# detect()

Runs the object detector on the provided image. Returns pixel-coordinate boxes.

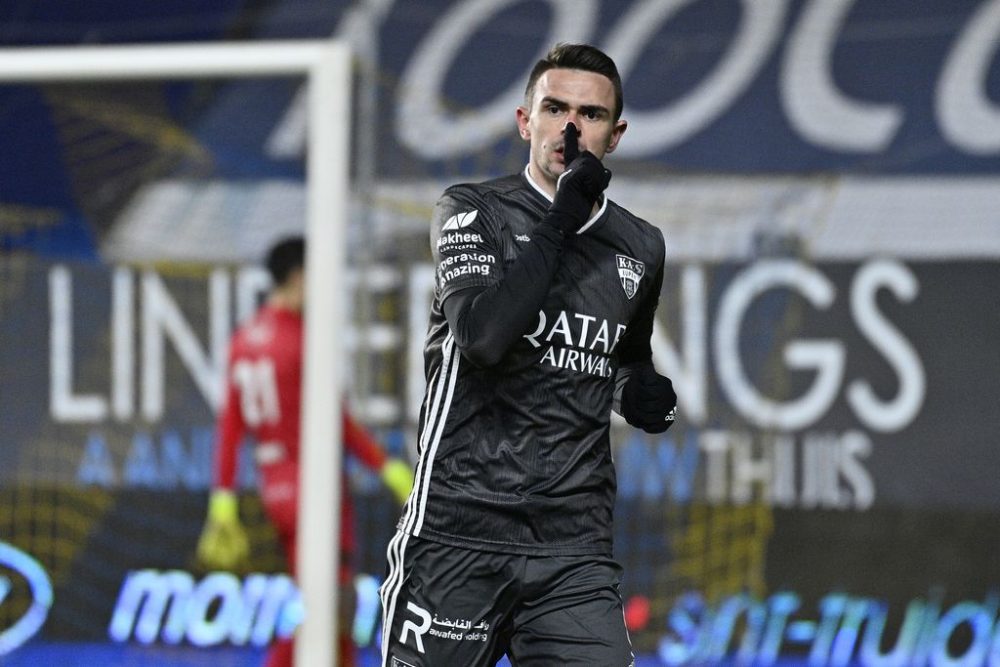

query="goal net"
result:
[0,41,353,666]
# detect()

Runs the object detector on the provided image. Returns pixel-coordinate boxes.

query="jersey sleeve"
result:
[342,407,387,470]
[433,185,569,368]
[214,347,245,490]
[431,188,504,302]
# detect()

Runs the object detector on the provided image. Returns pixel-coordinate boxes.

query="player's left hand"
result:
[381,458,414,505]
[621,365,678,434]
[197,490,250,570]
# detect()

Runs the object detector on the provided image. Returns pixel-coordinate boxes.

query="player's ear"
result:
[605,119,627,154]
[516,106,531,142]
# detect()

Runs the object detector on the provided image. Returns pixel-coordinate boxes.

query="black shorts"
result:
[379,532,634,667]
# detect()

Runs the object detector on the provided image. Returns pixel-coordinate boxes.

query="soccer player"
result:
[379,43,677,666]
[197,236,414,667]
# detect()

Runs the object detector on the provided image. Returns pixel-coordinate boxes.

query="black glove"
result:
[563,119,580,164]
[542,122,611,234]
[621,364,677,434]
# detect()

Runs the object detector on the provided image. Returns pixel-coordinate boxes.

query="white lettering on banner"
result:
[700,429,875,510]
[396,0,597,158]
[385,0,1000,158]
[648,259,924,431]
[604,0,787,157]
[48,266,276,425]
[112,267,134,420]
[847,260,923,432]
[46,259,923,436]
[76,428,257,490]
[781,0,903,151]
[715,260,844,431]
[50,266,108,422]
[0,542,53,656]
[141,270,228,420]
[259,0,1000,158]
[937,0,1000,153]
[46,262,409,426]
[108,570,300,647]
[400,259,924,430]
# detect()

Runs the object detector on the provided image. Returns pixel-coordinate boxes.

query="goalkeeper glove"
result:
[196,489,250,570]
[621,364,678,434]
[381,458,414,506]
[543,122,612,235]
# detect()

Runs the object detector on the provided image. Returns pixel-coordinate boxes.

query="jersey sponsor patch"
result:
[436,230,484,251]
[616,254,645,299]
[441,209,478,231]
[438,251,495,285]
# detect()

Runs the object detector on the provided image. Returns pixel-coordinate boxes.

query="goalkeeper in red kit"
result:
[197,236,414,667]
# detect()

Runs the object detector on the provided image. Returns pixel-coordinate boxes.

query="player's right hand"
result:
[196,489,250,570]
[546,123,612,234]
[381,458,415,506]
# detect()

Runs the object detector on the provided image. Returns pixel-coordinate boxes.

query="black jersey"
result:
[399,167,666,556]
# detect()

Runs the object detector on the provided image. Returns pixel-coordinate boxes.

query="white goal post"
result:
[0,41,351,666]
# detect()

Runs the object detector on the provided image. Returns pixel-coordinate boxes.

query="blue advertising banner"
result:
[2,254,998,664]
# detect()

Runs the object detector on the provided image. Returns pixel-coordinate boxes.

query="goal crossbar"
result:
[0,40,350,667]
[0,41,338,80]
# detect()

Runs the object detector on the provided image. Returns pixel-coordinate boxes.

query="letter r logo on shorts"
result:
[400,601,432,653]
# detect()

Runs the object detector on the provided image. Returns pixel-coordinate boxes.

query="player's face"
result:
[516,68,627,195]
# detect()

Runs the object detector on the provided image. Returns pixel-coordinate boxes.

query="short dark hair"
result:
[524,43,624,121]
[265,236,305,286]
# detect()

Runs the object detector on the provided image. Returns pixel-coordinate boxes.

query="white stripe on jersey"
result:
[414,334,461,535]
[379,529,410,665]
[379,333,461,665]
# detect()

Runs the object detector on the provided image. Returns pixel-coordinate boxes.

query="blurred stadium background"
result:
[2,1,999,665]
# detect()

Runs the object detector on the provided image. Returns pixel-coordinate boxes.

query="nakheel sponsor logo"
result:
[441,210,478,231]
[437,231,484,250]
[0,542,53,656]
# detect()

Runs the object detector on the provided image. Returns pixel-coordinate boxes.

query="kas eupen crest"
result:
[616,254,645,300]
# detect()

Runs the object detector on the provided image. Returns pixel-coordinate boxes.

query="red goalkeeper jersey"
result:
[213,303,387,491]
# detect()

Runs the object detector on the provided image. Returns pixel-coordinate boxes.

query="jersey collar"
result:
[523,165,607,235]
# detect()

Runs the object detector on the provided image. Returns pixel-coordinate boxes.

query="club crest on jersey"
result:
[616,254,645,300]
[441,209,478,231]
